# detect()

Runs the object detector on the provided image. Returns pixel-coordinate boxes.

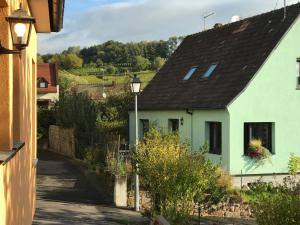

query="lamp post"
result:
[0,5,35,55]
[130,74,141,211]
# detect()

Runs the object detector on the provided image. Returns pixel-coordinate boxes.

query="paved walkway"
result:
[33,151,148,225]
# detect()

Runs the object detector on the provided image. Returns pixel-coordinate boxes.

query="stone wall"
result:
[49,125,75,158]
[199,202,253,218]
[127,191,152,209]
[127,191,253,219]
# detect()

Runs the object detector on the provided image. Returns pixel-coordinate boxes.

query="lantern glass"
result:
[9,21,32,49]
[131,75,141,93]
[131,82,141,93]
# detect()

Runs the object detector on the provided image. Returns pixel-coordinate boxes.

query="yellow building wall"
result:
[0,1,37,225]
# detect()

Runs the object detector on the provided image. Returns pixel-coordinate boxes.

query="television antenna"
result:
[203,12,215,30]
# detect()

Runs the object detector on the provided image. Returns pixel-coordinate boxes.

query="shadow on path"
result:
[33,150,147,225]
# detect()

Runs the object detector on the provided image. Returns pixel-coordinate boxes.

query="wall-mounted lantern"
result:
[180,117,184,126]
[0,5,35,55]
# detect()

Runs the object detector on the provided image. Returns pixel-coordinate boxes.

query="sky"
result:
[37,0,300,54]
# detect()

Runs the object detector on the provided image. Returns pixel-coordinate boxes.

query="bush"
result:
[136,129,227,225]
[37,107,56,140]
[106,64,117,74]
[250,176,300,225]
[83,146,106,170]
[253,193,300,225]
[55,92,97,159]
[288,153,300,176]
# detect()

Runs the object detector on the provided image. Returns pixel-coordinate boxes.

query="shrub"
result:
[55,92,97,159]
[83,146,106,170]
[288,153,300,176]
[106,64,117,74]
[253,193,300,225]
[136,129,227,225]
[37,107,56,140]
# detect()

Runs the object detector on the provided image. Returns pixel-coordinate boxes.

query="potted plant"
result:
[247,139,271,162]
[106,157,129,207]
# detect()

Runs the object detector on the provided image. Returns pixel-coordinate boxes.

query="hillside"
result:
[59,69,156,97]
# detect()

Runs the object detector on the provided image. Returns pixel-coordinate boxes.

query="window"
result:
[183,66,198,80]
[37,78,48,88]
[244,123,273,155]
[140,119,149,138]
[168,119,179,132]
[202,63,218,78]
[207,122,222,155]
[39,82,46,88]
[297,58,300,88]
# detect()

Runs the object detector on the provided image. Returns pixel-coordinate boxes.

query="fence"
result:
[49,125,75,158]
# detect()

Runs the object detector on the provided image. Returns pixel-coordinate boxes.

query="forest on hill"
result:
[38,36,184,74]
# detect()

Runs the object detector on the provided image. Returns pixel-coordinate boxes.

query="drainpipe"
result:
[186,109,193,150]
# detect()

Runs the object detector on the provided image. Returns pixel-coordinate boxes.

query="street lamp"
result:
[0,5,35,55]
[130,74,141,211]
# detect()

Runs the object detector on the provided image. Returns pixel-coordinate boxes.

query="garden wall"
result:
[49,125,75,158]
[127,191,254,219]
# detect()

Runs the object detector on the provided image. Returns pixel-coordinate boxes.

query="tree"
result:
[60,53,83,69]
[37,54,44,64]
[62,46,81,56]
[131,55,150,71]
[106,64,117,74]
[152,57,166,71]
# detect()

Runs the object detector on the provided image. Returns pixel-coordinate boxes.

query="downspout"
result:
[186,109,193,150]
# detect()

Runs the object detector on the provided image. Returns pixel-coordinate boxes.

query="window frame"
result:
[140,119,150,138]
[168,119,179,133]
[202,63,218,78]
[207,122,222,155]
[39,81,47,88]
[244,122,274,155]
[183,66,198,81]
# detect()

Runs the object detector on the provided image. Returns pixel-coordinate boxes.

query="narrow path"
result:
[33,151,147,225]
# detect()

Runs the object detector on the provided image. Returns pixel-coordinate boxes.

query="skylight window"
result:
[183,66,198,80]
[202,63,218,78]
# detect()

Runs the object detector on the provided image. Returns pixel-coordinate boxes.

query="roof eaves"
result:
[48,0,65,32]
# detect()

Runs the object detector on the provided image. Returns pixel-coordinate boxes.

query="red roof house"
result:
[37,63,59,107]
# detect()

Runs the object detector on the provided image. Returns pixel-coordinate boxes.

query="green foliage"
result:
[97,92,134,138]
[41,37,184,72]
[37,54,44,64]
[132,56,151,72]
[253,193,300,225]
[59,53,83,69]
[106,64,118,74]
[83,146,106,170]
[55,92,97,158]
[288,153,300,176]
[136,129,227,224]
[243,177,300,225]
[106,157,127,176]
[152,57,166,71]
[37,107,55,140]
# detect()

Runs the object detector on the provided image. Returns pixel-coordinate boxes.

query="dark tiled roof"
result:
[37,63,58,94]
[138,4,300,110]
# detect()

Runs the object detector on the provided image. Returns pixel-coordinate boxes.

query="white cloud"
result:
[38,0,300,54]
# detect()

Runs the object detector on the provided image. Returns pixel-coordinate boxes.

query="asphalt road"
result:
[33,151,148,225]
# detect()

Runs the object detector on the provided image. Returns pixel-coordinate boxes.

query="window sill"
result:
[0,141,25,166]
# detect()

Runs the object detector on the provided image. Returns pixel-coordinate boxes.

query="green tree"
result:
[106,64,117,74]
[37,54,44,64]
[55,92,97,158]
[132,55,150,71]
[60,53,83,69]
[152,57,166,71]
